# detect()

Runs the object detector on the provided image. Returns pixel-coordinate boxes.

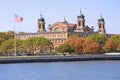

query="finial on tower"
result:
[40,12,42,18]
[100,13,103,18]
[98,13,104,22]
[63,17,68,24]
[80,9,82,13]
[38,12,45,22]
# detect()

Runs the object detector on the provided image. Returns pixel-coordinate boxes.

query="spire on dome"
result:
[77,9,84,19]
[63,17,68,24]
[98,13,104,22]
[38,13,45,22]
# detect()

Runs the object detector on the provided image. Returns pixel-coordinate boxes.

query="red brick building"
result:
[16,11,106,48]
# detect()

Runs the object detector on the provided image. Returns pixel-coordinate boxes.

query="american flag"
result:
[15,14,23,22]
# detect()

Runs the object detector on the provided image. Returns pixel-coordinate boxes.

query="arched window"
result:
[39,24,41,29]
[99,24,101,28]
[54,27,61,32]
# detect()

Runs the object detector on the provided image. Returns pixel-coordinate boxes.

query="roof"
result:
[50,22,76,29]
[77,10,85,19]
[38,14,45,22]
[98,15,104,22]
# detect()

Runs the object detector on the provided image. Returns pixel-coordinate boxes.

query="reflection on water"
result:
[0,61,120,80]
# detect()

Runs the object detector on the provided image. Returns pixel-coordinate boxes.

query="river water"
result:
[0,61,120,80]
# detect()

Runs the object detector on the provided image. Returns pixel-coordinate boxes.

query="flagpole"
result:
[14,20,16,56]
[14,14,23,56]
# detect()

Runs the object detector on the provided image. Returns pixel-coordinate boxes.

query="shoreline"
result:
[0,55,120,64]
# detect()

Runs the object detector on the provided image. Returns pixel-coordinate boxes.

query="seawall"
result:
[0,55,120,64]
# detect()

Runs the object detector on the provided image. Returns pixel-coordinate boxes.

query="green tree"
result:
[0,39,24,56]
[5,31,14,39]
[86,34,107,46]
[0,39,14,55]
[0,31,14,45]
[108,35,120,51]
[0,32,6,45]
[56,44,73,53]
[23,37,52,55]
[16,39,24,53]
[86,34,107,53]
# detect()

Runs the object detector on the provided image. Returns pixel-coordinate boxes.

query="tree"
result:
[0,39,24,56]
[0,39,14,55]
[65,35,85,54]
[5,31,14,39]
[23,37,52,55]
[103,40,117,52]
[0,31,14,45]
[0,31,53,55]
[82,40,100,54]
[108,35,120,51]
[16,39,24,53]
[73,38,85,54]
[0,32,6,45]
[56,44,73,53]
[86,34,107,53]
[86,34,107,46]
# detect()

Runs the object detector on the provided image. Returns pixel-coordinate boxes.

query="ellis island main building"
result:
[16,11,106,48]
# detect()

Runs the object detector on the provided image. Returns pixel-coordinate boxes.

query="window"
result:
[50,33,51,37]
[54,33,57,37]
[61,33,63,37]
[99,24,101,28]
[44,34,47,37]
[55,40,57,44]
[61,40,64,44]
[54,27,61,32]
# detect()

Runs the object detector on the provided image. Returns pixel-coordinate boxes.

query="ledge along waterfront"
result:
[0,54,120,64]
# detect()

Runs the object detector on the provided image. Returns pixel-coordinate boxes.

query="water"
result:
[0,61,120,80]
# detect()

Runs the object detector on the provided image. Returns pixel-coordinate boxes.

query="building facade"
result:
[16,11,106,48]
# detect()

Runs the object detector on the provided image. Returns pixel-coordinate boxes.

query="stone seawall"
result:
[0,55,120,64]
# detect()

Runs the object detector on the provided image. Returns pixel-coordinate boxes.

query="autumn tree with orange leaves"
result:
[103,40,117,52]
[73,38,85,54]
[65,35,85,54]
[108,35,120,51]
[82,40,100,54]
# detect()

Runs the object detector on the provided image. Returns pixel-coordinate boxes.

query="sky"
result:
[0,0,120,34]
